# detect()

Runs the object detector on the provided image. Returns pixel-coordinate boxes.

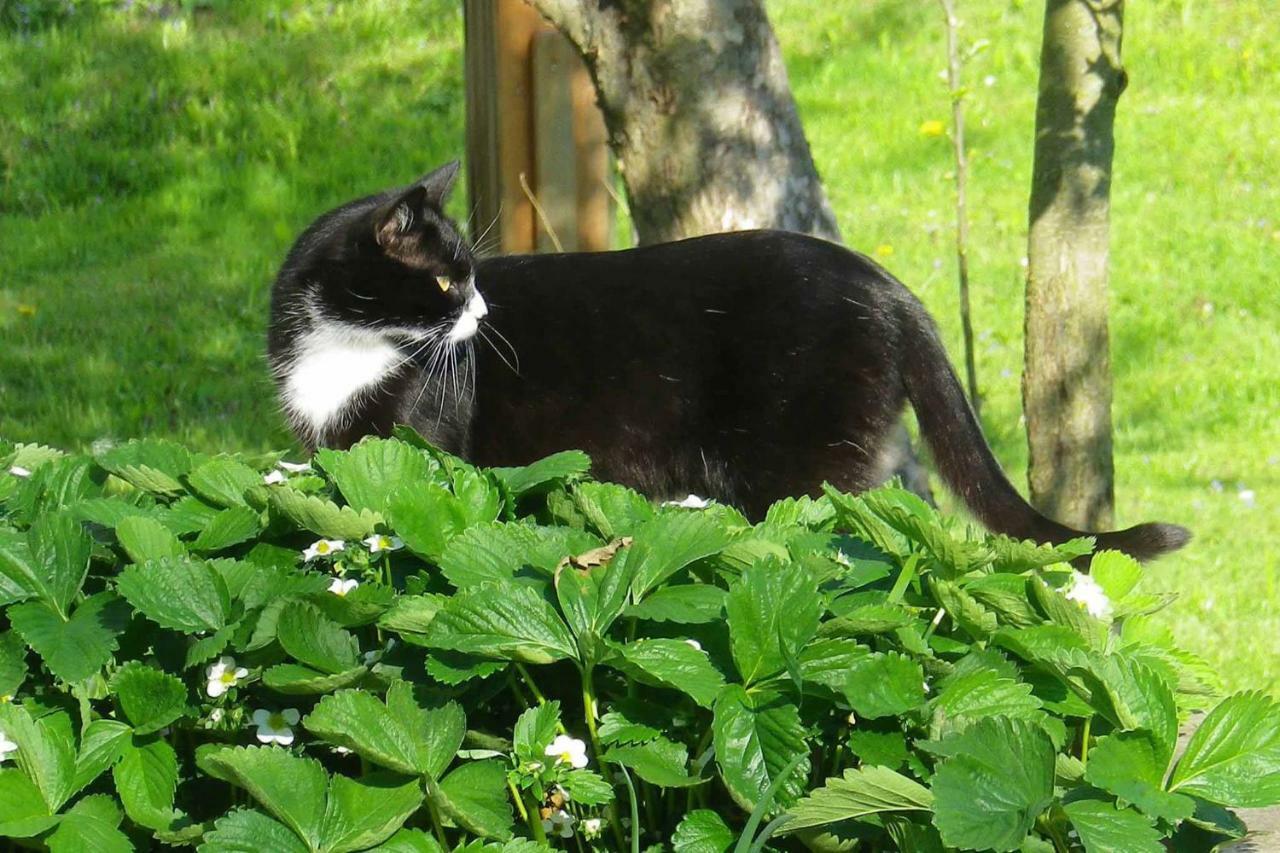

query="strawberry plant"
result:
[1,429,1277,851]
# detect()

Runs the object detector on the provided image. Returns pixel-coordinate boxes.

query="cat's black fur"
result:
[267,162,1189,562]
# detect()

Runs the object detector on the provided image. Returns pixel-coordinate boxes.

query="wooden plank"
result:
[532,30,579,251]
[571,47,612,252]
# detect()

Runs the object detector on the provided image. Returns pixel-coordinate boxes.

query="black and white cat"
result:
[267,162,1189,561]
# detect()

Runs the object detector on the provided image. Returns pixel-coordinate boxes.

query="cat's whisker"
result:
[480,323,521,375]
[471,206,502,254]
[478,326,520,377]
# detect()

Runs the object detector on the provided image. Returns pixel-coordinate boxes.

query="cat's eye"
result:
[436,276,452,293]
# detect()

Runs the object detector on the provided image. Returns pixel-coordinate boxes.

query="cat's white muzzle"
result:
[447,291,488,344]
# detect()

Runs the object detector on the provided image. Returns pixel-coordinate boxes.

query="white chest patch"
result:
[282,325,400,433]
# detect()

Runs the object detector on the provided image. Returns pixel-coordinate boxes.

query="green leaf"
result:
[1062,797,1164,853]
[608,638,725,708]
[111,663,188,734]
[623,584,727,624]
[0,703,76,812]
[72,719,132,795]
[193,506,264,553]
[267,487,381,540]
[930,717,1055,852]
[186,458,263,508]
[116,515,186,563]
[0,528,36,605]
[779,765,933,832]
[491,450,591,498]
[373,828,447,853]
[321,772,424,853]
[433,758,515,841]
[1089,550,1142,601]
[46,795,132,853]
[843,652,926,719]
[96,438,193,495]
[1064,650,1178,763]
[304,684,463,779]
[931,670,1044,733]
[449,467,504,527]
[929,577,998,642]
[438,522,602,588]
[378,594,444,637]
[672,810,734,853]
[199,746,328,849]
[797,638,870,693]
[625,512,731,599]
[29,511,92,615]
[1169,691,1280,807]
[423,582,577,665]
[262,664,368,695]
[725,557,821,687]
[512,701,561,763]
[604,736,701,787]
[1029,576,1106,646]
[277,602,361,675]
[0,630,28,696]
[1085,732,1195,823]
[0,768,56,837]
[712,685,809,814]
[387,483,469,562]
[572,481,654,538]
[117,556,231,633]
[560,769,614,805]
[200,808,311,853]
[114,737,183,831]
[599,710,661,747]
[846,730,910,769]
[9,593,130,683]
[317,438,437,515]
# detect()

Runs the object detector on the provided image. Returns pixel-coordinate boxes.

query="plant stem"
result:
[516,663,549,705]
[887,552,920,603]
[1080,716,1092,766]
[581,665,627,849]
[425,797,449,848]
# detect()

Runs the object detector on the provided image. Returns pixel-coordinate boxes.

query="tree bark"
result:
[522,0,933,500]
[1023,0,1125,529]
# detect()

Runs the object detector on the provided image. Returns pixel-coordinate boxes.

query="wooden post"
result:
[464,0,613,255]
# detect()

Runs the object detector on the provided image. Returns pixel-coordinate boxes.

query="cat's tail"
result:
[895,298,1190,564]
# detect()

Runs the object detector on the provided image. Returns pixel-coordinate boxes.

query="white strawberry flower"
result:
[542,808,577,839]
[363,534,404,553]
[545,734,589,769]
[277,460,312,473]
[8,466,31,478]
[0,728,17,762]
[205,656,249,697]
[263,470,286,485]
[580,817,604,839]
[251,708,300,745]
[303,539,345,561]
[1064,571,1113,619]
[328,577,359,597]
[663,494,711,509]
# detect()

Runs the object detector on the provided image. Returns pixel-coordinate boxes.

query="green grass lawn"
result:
[2,0,1276,692]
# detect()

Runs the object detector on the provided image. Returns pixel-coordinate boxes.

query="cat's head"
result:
[311,160,486,343]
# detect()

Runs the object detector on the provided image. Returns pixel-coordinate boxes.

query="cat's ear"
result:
[375,185,427,248]
[417,160,460,207]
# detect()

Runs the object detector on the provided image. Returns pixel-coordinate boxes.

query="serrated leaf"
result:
[116,515,186,563]
[0,768,56,837]
[672,810,734,853]
[387,483,469,562]
[608,638,725,708]
[317,438,437,515]
[0,703,76,811]
[97,439,192,496]
[277,602,361,674]
[712,685,809,814]
[929,577,998,642]
[439,522,601,588]
[625,512,731,599]
[931,670,1044,732]
[1063,650,1178,763]
[321,771,424,853]
[623,584,727,624]
[571,481,654,539]
[598,710,660,747]
[199,808,310,853]
[930,717,1055,852]
[1029,575,1106,646]
[843,652,926,719]
[423,582,577,665]
[725,557,821,687]
[268,487,381,540]
[1085,731,1194,822]
[9,593,130,683]
[491,450,591,498]
[560,769,614,805]
[46,795,132,853]
[262,664,368,695]
[186,458,263,508]
[846,730,910,769]
[378,595,444,636]
[798,638,870,693]
[1062,797,1163,853]
[114,737,183,831]
[198,746,328,848]
[1089,550,1142,601]
[304,684,463,779]
[117,556,231,633]
[193,506,263,553]
[433,758,515,840]
[111,663,189,734]
[1169,691,1280,807]
[512,701,561,763]
[604,736,701,787]
[0,630,28,696]
[29,511,93,615]
[779,765,933,832]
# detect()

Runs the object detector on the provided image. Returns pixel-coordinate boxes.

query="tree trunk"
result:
[523,0,932,499]
[1023,0,1125,529]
